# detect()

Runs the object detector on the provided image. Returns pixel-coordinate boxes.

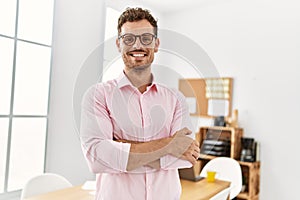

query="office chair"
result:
[200,157,242,199]
[20,173,72,200]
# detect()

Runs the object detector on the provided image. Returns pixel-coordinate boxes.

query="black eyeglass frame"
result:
[118,33,157,46]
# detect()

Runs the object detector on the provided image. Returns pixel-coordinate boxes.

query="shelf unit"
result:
[198,126,244,160]
[196,126,260,200]
[237,161,260,200]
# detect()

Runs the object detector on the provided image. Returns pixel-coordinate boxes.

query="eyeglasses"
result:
[118,33,157,46]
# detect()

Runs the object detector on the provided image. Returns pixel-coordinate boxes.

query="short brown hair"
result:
[117,7,158,36]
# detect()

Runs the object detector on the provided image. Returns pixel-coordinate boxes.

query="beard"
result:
[122,50,154,72]
[131,63,151,71]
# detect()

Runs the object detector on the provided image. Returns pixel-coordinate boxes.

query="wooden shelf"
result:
[237,193,259,200]
[199,154,216,160]
[198,126,244,160]
[238,160,260,167]
[196,126,260,200]
[238,161,260,200]
[238,192,249,199]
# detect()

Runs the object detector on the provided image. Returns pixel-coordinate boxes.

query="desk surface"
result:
[180,179,230,200]
[24,179,230,200]
[23,185,94,200]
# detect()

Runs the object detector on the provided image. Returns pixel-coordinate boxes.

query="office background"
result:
[45,0,300,200]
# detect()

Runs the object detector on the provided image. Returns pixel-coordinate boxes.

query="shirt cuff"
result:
[99,140,131,172]
[160,154,192,170]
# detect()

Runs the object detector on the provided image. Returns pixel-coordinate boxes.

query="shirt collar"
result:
[116,71,158,92]
[116,71,132,89]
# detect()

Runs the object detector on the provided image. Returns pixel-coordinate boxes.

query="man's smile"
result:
[131,53,146,57]
[128,50,148,58]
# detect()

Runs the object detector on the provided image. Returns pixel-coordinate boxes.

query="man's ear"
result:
[154,38,160,53]
[116,38,121,52]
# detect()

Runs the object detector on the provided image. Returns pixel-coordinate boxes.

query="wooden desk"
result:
[23,185,94,200]
[24,179,230,200]
[180,179,231,200]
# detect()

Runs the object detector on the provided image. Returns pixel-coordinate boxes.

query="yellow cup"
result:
[206,171,217,182]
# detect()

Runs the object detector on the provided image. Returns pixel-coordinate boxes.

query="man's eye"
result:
[124,36,134,43]
[142,37,151,42]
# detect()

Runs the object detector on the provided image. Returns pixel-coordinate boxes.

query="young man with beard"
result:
[80,7,200,200]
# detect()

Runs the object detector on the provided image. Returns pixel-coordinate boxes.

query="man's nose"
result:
[132,36,142,49]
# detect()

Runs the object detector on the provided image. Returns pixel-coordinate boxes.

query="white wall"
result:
[161,0,300,199]
[46,0,105,184]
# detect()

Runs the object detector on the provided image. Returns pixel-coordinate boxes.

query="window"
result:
[102,7,123,82]
[0,0,54,197]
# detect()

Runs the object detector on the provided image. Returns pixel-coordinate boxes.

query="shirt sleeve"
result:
[160,89,195,170]
[80,84,131,174]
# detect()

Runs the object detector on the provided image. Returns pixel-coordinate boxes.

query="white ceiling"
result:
[140,0,204,13]
[109,0,205,13]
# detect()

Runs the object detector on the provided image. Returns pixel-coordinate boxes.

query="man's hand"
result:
[168,127,200,165]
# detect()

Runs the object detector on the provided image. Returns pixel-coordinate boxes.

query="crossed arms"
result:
[117,127,200,171]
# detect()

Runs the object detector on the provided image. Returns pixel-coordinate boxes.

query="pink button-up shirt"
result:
[80,73,194,200]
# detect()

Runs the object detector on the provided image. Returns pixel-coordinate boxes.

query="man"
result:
[80,7,200,200]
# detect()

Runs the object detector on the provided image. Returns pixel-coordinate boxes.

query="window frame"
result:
[0,0,54,198]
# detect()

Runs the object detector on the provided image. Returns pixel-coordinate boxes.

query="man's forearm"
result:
[114,138,164,170]
[126,137,172,171]
[116,128,199,171]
